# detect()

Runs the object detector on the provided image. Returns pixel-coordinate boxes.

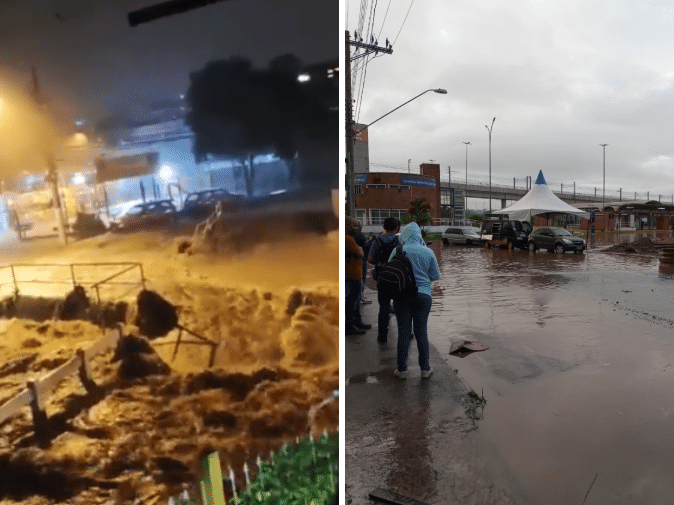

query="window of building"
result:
[369,209,407,226]
[354,209,366,224]
[354,184,363,195]
[366,184,386,189]
[388,184,410,190]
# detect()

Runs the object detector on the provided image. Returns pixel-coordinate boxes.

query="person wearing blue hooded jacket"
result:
[388,222,440,379]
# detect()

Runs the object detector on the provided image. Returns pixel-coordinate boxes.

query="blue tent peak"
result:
[535,170,547,185]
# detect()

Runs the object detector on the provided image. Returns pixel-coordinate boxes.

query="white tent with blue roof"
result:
[491,170,590,221]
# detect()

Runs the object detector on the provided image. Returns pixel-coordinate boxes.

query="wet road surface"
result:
[348,232,674,505]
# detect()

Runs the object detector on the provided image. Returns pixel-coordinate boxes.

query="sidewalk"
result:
[345,287,527,505]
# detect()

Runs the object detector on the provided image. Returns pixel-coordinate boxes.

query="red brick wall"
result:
[354,170,439,219]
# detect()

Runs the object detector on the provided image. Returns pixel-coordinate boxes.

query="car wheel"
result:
[528,241,536,252]
[554,243,565,254]
[442,238,449,245]
[466,239,473,245]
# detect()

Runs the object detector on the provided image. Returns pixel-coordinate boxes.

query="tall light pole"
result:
[463,141,471,218]
[408,158,411,174]
[485,117,495,213]
[600,143,608,214]
[347,88,447,216]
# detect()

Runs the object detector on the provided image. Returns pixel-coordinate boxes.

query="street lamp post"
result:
[347,88,447,217]
[485,118,495,213]
[463,141,470,219]
[600,144,608,218]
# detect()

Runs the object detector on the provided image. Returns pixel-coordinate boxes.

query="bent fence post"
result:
[27,380,50,449]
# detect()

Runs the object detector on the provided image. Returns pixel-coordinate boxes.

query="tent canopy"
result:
[492,170,590,221]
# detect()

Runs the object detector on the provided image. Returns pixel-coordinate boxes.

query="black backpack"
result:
[376,245,418,301]
[372,235,399,281]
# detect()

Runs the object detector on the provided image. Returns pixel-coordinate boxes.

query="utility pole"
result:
[345,30,393,216]
[32,66,67,245]
[408,158,411,174]
[345,31,355,217]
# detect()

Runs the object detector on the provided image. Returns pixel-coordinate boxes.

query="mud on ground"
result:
[599,236,674,254]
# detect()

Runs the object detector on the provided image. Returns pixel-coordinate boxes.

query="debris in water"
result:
[449,340,489,358]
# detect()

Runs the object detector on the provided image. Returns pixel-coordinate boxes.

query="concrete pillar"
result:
[501,198,507,209]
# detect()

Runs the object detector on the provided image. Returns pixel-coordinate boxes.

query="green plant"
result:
[468,390,486,406]
[236,432,338,505]
[405,196,432,228]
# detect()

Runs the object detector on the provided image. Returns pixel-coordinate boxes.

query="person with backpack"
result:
[387,222,440,379]
[367,217,401,342]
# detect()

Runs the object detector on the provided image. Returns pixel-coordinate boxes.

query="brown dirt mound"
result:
[602,237,660,254]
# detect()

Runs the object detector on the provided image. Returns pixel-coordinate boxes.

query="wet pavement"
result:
[347,232,674,505]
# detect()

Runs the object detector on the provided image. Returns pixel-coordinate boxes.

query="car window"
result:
[126,206,144,217]
[556,228,573,236]
[186,194,198,203]
[444,228,452,234]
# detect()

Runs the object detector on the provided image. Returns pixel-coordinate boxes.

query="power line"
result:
[393,0,415,46]
[377,0,392,39]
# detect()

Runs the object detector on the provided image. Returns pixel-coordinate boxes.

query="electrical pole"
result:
[32,66,67,245]
[345,31,355,217]
[345,30,393,217]
[408,158,411,174]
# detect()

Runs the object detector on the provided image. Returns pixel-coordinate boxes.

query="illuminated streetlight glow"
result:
[297,74,311,83]
[159,165,174,182]
[72,173,86,185]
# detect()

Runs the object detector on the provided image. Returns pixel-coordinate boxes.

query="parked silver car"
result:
[442,226,482,245]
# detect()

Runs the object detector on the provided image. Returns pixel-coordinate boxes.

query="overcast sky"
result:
[346,0,674,203]
[0,0,335,123]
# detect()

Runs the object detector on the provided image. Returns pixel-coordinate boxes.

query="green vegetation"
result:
[235,431,338,505]
[402,196,432,228]
[468,390,487,406]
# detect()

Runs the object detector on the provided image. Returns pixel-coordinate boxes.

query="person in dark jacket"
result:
[367,217,400,342]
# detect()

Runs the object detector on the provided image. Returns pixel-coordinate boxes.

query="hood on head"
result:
[400,222,425,246]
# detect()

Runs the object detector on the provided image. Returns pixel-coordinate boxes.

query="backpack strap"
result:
[395,244,404,259]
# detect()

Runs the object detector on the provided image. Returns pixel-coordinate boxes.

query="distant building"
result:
[354,163,442,226]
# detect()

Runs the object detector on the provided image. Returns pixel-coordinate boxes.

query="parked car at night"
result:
[180,188,245,219]
[441,226,482,245]
[109,199,177,232]
[527,226,586,254]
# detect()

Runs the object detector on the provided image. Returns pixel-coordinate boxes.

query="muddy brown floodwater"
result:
[0,229,339,505]
[427,231,674,504]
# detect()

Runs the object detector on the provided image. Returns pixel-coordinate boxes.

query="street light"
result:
[354,88,447,134]
[485,118,495,213]
[347,88,447,216]
[463,141,471,212]
[600,144,608,214]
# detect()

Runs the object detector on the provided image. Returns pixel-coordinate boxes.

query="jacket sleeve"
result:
[428,253,440,281]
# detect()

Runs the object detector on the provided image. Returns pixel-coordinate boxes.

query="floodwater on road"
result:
[428,231,674,505]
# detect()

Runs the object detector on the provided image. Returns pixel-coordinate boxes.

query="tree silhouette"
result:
[185,55,336,197]
[186,55,301,197]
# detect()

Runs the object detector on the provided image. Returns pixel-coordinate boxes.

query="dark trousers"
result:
[377,287,393,338]
[345,277,362,328]
[393,293,432,372]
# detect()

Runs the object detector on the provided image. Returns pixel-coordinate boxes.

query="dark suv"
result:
[481,218,532,249]
[528,227,586,254]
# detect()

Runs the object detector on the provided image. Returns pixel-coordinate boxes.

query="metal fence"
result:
[0,262,145,303]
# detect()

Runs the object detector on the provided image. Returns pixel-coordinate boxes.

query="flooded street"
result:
[430,232,674,504]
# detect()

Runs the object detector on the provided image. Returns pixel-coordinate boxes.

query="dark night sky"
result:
[0,0,337,123]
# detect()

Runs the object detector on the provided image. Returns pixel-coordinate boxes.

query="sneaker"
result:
[345,326,366,335]
[355,322,372,330]
[393,369,408,379]
[421,368,434,379]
